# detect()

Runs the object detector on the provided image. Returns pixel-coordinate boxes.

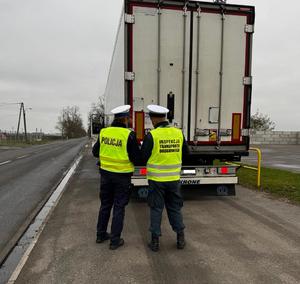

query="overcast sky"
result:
[0,0,299,133]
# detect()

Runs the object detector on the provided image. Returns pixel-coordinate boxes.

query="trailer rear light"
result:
[182,169,196,175]
[220,167,228,174]
[218,167,236,174]
[139,168,147,175]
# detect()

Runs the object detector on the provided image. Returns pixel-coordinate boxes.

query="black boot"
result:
[177,231,185,249]
[109,238,124,250]
[148,234,159,252]
[96,232,111,243]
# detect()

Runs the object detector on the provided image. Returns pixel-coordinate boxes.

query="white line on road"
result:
[16,155,29,160]
[0,160,12,166]
[6,154,83,284]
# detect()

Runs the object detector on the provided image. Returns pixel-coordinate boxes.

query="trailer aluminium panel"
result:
[104,0,255,195]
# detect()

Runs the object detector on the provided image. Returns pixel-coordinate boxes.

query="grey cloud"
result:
[0,0,123,132]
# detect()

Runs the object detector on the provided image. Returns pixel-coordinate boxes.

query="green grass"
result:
[0,139,62,147]
[214,159,300,204]
[237,166,300,204]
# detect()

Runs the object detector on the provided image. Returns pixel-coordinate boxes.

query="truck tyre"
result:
[216,185,236,196]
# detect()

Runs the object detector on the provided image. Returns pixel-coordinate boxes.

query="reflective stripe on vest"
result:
[147,126,183,182]
[99,127,134,173]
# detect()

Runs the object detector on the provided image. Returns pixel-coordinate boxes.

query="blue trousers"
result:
[147,180,185,237]
[96,172,131,244]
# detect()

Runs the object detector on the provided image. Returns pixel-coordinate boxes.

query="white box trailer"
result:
[104,0,255,196]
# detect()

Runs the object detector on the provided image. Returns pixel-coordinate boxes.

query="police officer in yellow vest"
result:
[141,104,188,251]
[92,105,141,250]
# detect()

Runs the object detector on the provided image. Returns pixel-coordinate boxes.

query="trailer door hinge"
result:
[125,13,135,24]
[242,129,250,137]
[245,24,254,33]
[125,72,135,81]
[243,76,252,85]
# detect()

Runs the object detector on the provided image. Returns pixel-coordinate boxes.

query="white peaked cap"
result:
[147,104,169,114]
[111,105,131,116]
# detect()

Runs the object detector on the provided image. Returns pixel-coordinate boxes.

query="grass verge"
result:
[237,166,300,204]
[0,139,62,147]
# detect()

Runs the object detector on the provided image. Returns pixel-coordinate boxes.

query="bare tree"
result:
[56,106,87,138]
[250,110,276,131]
[88,96,105,136]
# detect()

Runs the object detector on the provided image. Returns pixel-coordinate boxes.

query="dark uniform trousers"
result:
[97,171,131,244]
[147,180,185,237]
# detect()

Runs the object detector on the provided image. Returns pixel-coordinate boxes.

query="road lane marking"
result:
[16,155,29,160]
[0,160,12,166]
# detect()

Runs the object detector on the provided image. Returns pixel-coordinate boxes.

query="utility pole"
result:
[0,102,30,142]
[16,102,29,142]
[16,103,23,140]
[23,104,28,142]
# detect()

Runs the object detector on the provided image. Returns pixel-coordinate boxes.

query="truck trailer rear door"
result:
[126,1,254,153]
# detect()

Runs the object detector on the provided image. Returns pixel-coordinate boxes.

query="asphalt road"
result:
[242,144,300,173]
[15,149,300,284]
[0,138,88,264]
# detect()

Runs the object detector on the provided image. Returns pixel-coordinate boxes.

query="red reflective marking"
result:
[220,167,229,174]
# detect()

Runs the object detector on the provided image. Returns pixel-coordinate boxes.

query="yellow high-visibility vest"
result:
[147,126,183,182]
[99,127,134,173]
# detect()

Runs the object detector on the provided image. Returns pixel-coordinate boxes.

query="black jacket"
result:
[92,121,142,175]
[141,121,189,165]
